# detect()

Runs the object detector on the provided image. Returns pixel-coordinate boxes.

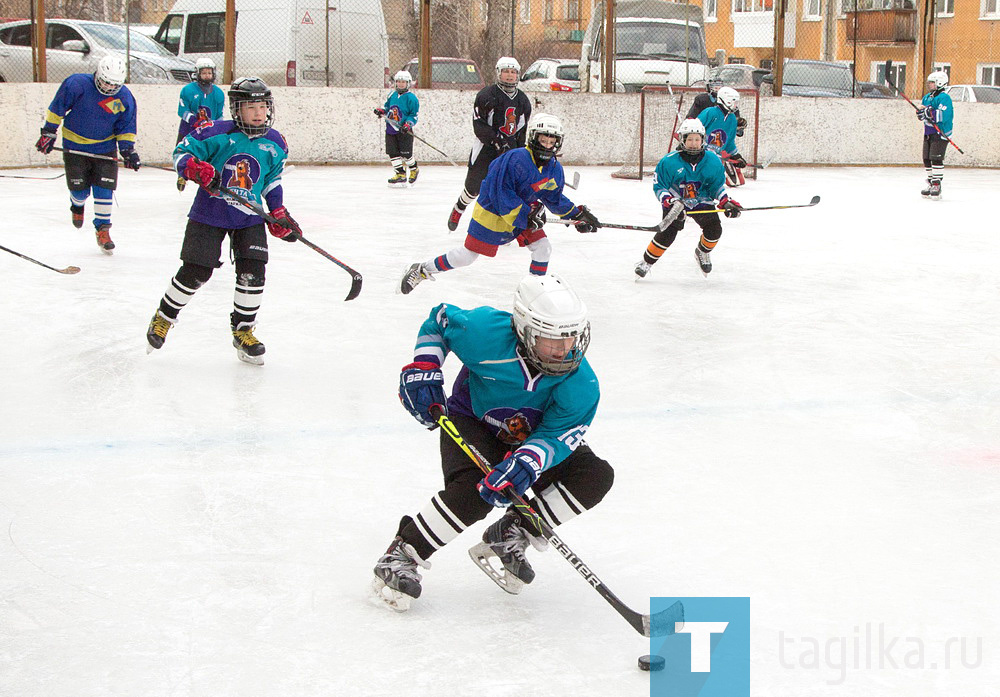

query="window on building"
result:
[546,0,554,20]
[981,65,1000,85]
[875,60,905,89]
[935,0,954,14]
[933,63,951,80]
[520,0,531,22]
[983,0,999,16]
[805,0,822,16]
[733,0,774,12]
[704,0,718,19]
[566,0,580,19]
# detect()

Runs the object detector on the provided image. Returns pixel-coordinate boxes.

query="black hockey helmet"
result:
[228,76,274,138]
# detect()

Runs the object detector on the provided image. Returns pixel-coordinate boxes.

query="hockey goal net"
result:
[612,85,760,180]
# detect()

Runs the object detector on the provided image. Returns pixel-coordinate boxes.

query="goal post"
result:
[612,85,761,180]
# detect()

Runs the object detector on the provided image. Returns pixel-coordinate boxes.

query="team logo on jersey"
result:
[499,107,518,136]
[388,105,402,123]
[530,178,558,192]
[680,181,701,199]
[220,156,261,209]
[99,97,126,115]
[707,129,727,148]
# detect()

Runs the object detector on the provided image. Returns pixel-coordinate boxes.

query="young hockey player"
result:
[175,58,226,191]
[372,273,614,611]
[399,113,600,295]
[697,86,747,184]
[373,70,420,186]
[918,71,954,200]
[446,56,532,231]
[688,81,748,186]
[634,118,742,279]
[145,77,295,365]
[34,54,140,254]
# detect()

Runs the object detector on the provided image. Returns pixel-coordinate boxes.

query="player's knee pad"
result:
[527,236,552,255]
[699,217,723,241]
[653,228,680,248]
[235,258,266,285]
[177,262,214,288]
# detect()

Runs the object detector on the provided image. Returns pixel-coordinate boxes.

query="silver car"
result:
[0,19,195,84]
[945,84,1000,103]
[519,58,581,93]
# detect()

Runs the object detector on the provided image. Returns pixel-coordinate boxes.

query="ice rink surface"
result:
[2,162,998,696]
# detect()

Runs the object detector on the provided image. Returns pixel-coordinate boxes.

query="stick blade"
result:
[809,195,821,206]
[60,266,81,275]
[644,599,685,637]
[344,273,363,301]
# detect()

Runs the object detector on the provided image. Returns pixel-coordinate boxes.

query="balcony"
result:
[844,8,918,44]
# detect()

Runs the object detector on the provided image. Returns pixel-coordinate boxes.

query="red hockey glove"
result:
[373,107,386,117]
[719,195,742,219]
[182,158,220,192]
[36,129,56,154]
[400,121,413,133]
[267,206,299,242]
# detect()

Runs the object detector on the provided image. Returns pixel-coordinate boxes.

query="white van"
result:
[581,0,710,92]
[153,0,389,87]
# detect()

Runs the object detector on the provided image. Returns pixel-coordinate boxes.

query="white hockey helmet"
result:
[94,54,127,95]
[677,118,706,152]
[195,57,216,85]
[526,112,565,163]
[393,69,413,90]
[927,70,949,89]
[512,274,590,376]
[496,56,521,90]
[717,86,740,111]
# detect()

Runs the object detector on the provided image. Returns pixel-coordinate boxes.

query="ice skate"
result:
[407,164,419,185]
[634,261,651,279]
[231,315,265,365]
[71,204,84,229]
[695,247,712,276]
[929,180,942,200]
[370,536,430,612]
[388,170,407,187]
[95,224,115,254]
[920,179,933,198]
[146,311,176,354]
[469,510,547,595]
[447,202,466,231]
[398,262,434,295]
[176,176,187,192]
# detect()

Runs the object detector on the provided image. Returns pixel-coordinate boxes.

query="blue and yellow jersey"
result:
[43,73,137,155]
[697,105,740,157]
[467,147,577,250]
[920,90,954,137]
[173,120,288,230]
[177,81,226,138]
[652,149,727,209]
[383,90,419,134]
[413,304,599,472]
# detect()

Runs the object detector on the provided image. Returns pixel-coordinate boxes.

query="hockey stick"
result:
[549,215,673,233]
[51,146,176,172]
[0,171,65,180]
[429,405,684,638]
[686,194,821,215]
[565,171,581,190]
[383,116,462,166]
[0,243,80,274]
[215,184,363,301]
[884,61,964,155]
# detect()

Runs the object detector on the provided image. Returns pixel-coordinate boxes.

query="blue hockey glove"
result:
[120,148,141,171]
[399,361,446,429]
[477,451,542,507]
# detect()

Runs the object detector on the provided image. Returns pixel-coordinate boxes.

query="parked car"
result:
[155,0,389,88]
[519,58,581,92]
[858,81,895,98]
[755,60,856,97]
[401,57,484,90]
[0,18,195,84]
[946,84,1000,103]
[699,63,759,90]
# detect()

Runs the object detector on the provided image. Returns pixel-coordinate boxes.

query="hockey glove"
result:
[35,128,56,154]
[916,106,929,121]
[373,107,386,118]
[182,158,221,193]
[120,148,141,171]
[492,133,515,153]
[400,121,413,133]
[399,361,447,430]
[477,451,542,507]
[568,205,600,233]
[526,202,547,231]
[266,206,299,242]
[719,195,742,219]
[661,197,685,225]
[921,106,937,124]
[736,116,747,137]
[729,153,747,169]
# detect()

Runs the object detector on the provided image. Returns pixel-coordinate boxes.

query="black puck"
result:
[638,654,665,671]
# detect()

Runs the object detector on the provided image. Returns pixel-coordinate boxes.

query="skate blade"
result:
[468,542,524,595]
[236,349,264,366]
[100,248,114,256]
[369,577,412,612]
[146,343,155,355]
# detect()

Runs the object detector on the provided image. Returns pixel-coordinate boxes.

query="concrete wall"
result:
[1,83,997,168]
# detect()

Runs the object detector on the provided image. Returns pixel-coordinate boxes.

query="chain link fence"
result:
[2,0,998,101]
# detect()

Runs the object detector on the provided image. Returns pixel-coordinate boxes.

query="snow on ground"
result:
[2,163,998,696]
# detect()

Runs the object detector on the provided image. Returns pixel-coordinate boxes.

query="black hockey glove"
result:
[120,148,141,171]
[526,202,547,230]
[730,153,747,169]
[569,205,600,233]
[719,195,742,219]
[736,116,747,138]
[492,133,515,153]
[36,128,56,154]
[373,107,386,118]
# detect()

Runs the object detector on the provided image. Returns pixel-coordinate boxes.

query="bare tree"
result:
[477,0,513,73]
